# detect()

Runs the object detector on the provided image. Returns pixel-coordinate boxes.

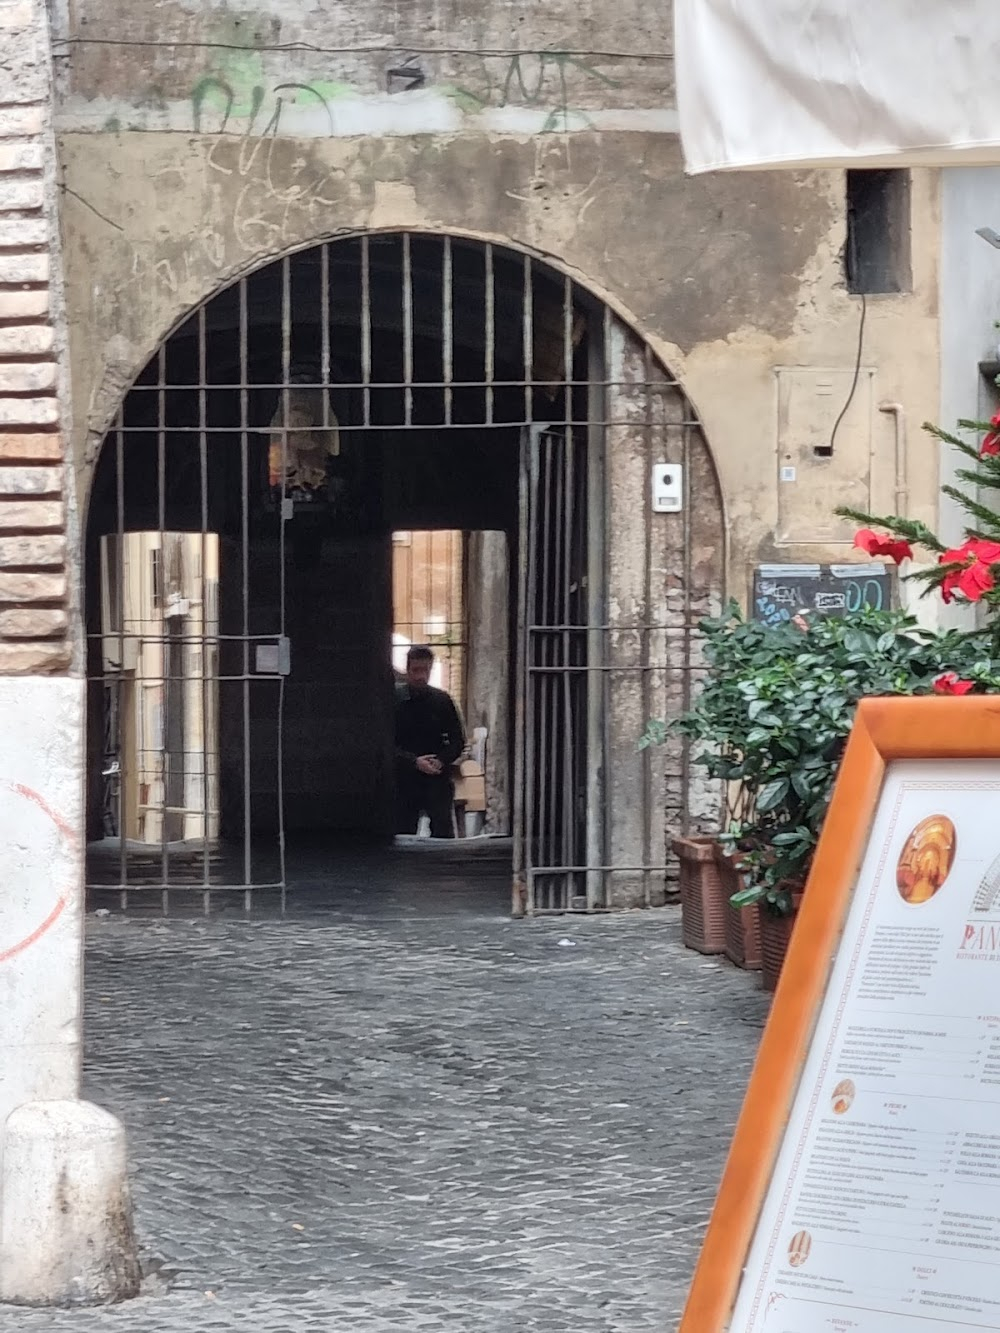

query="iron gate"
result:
[85,232,722,913]
[514,425,591,913]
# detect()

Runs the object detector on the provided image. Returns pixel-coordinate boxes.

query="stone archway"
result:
[58,130,770,531]
[81,230,724,914]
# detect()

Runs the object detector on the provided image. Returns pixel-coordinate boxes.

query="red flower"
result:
[933,673,975,696]
[983,411,1000,458]
[854,528,913,564]
[939,538,1000,603]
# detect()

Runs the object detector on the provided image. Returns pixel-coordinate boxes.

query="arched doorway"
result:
[84,233,723,914]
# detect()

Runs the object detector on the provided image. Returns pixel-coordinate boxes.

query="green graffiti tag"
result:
[189,48,622,136]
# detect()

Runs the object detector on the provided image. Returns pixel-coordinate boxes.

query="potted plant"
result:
[645,603,1000,987]
[670,833,727,955]
[641,614,784,957]
[642,722,727,954]
[716,843,761,970]
[723,607,999,988]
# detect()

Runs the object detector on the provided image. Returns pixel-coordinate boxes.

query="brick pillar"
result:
[0,0,70,675]
[0,0,138,1305]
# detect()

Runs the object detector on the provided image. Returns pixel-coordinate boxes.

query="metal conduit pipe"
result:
[878,401,908,515]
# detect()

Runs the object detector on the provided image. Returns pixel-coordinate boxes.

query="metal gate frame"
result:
[512,315,716,916]
[86,292,292,913]
[513,423,597,915]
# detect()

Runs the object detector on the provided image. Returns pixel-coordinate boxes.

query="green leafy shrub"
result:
[641,604,1000,915]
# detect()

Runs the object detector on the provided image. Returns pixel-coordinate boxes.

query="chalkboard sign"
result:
[752,563,892,626]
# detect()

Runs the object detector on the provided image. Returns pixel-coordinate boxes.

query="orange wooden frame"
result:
[679,695,1000,1332]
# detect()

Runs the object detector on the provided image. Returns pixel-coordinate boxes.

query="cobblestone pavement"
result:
[0,844,770,1332]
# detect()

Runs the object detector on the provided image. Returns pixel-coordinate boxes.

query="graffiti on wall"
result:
[445,50,623,130]
[190,49,623,136]
[192,76,340,136]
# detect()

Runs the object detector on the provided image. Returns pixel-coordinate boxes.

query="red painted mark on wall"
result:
[0,781,77,964]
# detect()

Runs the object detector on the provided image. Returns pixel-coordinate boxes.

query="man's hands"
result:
[416,755,443,776]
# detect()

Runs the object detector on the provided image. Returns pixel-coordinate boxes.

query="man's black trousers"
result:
[395,771,456,839]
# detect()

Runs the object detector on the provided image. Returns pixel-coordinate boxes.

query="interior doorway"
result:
[392,528,510,839]
[84,232,723,914]
[392,530,464,698]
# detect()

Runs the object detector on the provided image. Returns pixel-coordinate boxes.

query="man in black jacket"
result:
[394,645,465,838]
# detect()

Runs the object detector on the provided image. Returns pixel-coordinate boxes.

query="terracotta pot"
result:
[758,892,804,992]
[672,836,727,955]
[714,844,762,970]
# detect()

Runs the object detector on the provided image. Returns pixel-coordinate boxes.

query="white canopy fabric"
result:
[675,0,1000,174]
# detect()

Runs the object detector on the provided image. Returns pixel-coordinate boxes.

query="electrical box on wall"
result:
[775,366,875,544]
[651,462,683,513]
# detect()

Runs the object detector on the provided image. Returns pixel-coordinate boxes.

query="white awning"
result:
[675,0,1000,174]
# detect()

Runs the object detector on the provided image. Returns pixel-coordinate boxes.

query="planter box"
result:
[758,893,803,992]
[672,836,726,955]
[715,845,762,970]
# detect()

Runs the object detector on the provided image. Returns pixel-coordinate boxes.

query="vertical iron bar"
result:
[443,236,453,427]
[539,432,553,906]
[585,310,609,910]
[524,428,540,913]
[641,341,654,908]
[402,232,413,427]
[512,427,530,914]
[157,343,168,911]
[239,276,252,907]
[484,243,495,426]
[562,276,574,907]
[317,247,331,893]
[115,407,127,910]
[600,313,612,907]
[198,304,210,911]
[522,256,533,424]
[320,242,331,427]
[278,254,291,907]
[548,436,565,908]
[361,235,372,427]
[562,274,574,389]
[564,506,576,888]
[278,672,287,912]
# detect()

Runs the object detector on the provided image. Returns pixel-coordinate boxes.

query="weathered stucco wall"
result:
[58,128,940,593]
[50,0,675,137]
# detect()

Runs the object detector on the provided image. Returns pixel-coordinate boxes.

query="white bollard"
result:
[0,1100,141,1306]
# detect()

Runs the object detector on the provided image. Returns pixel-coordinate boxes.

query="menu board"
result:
[730,758,1000,1331]
[752,563,892,626]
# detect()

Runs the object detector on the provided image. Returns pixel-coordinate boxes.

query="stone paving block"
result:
[0,857,769,1331]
